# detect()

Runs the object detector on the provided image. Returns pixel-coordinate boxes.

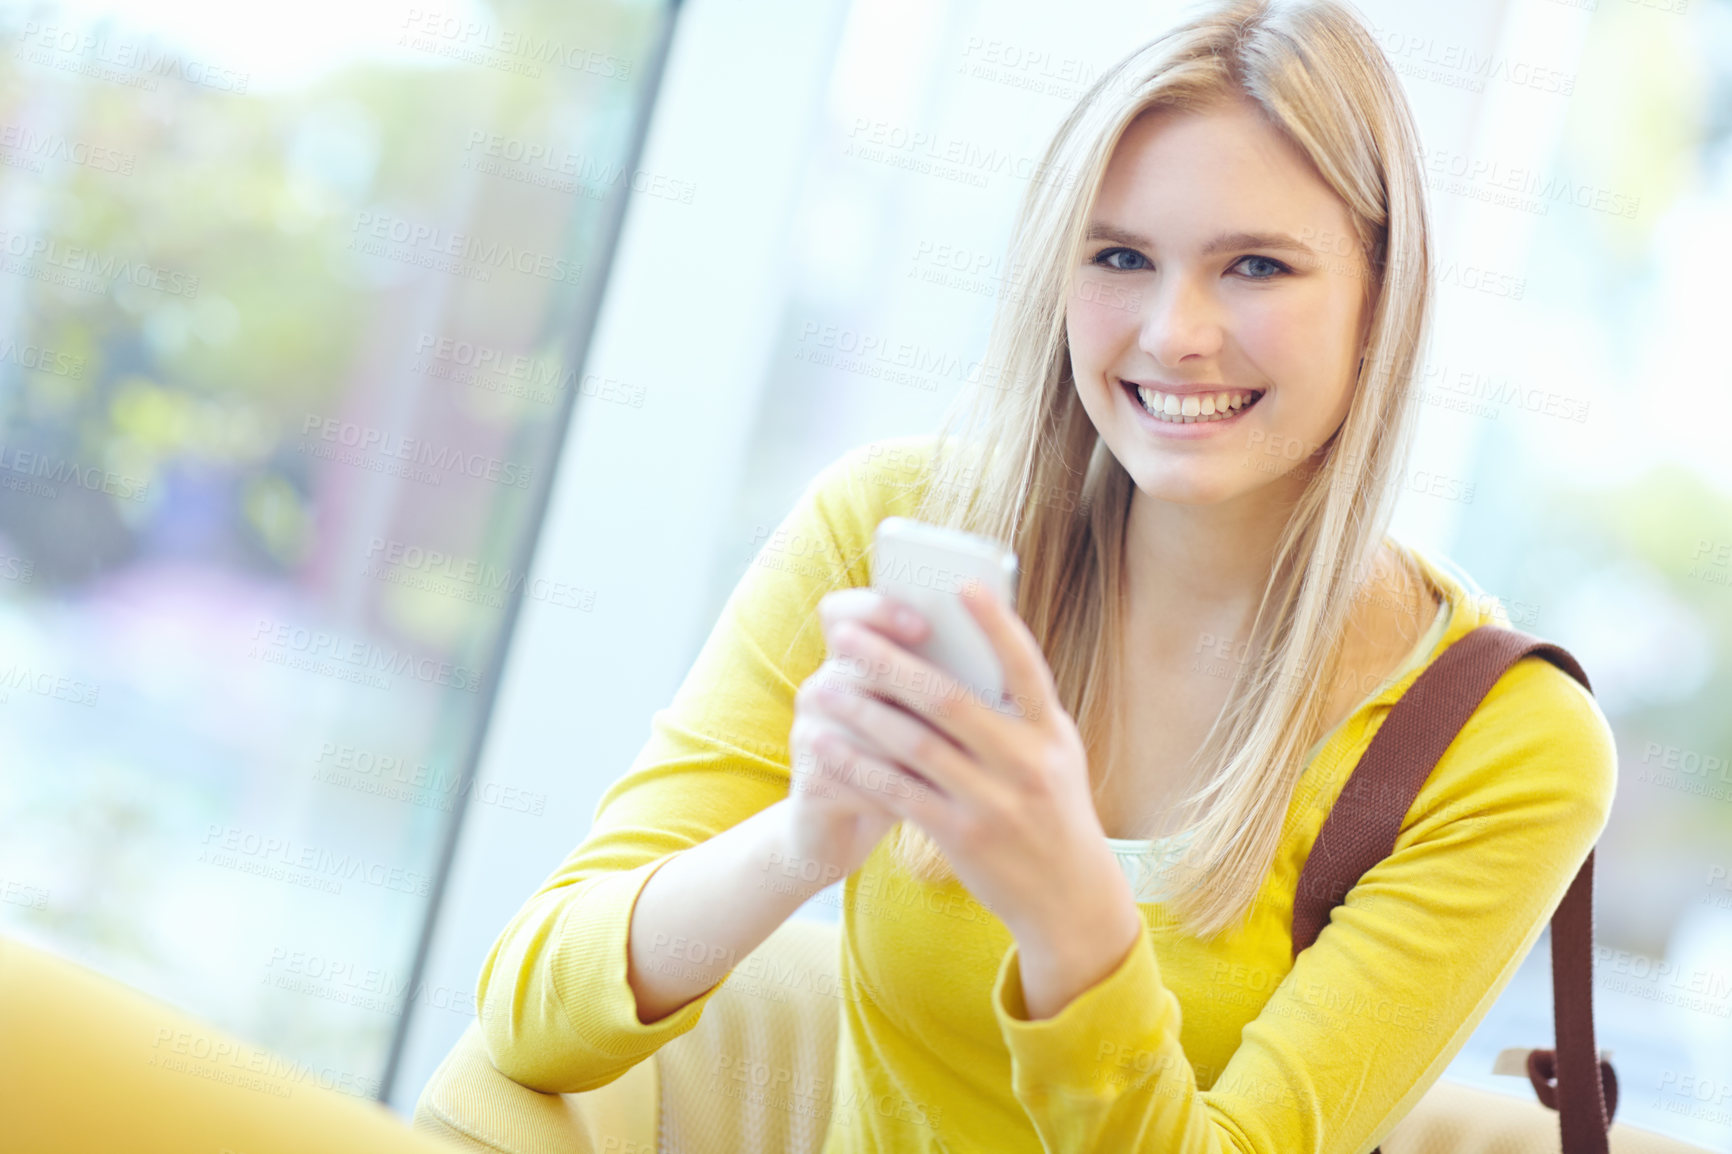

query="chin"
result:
[1120,460,1256,507]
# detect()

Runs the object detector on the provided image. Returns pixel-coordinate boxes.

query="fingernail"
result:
[895,607,924,635]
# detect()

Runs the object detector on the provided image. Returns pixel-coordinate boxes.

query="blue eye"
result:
[1090,247,1291,279]
[1235,255,1290,279]
[1090,246,1149,272]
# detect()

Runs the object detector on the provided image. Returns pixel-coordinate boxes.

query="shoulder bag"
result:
[1292,625,1617,1154]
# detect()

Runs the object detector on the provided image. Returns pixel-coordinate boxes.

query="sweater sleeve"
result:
[474,443,891,1093]
[988,654,1619,1153]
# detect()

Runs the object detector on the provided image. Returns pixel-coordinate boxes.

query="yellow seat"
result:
[416,916,840,1154]
[1383,1077,1710,1154]
[416,916,1711,1154]
[0,933,464,1154]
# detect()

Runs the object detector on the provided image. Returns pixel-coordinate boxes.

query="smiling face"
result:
[1067,98,1374,505]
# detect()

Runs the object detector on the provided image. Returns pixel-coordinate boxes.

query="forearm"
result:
[475,795,819,1091]
[626,797,835,1023]
[1011,854,1145,1021]
[1016,909,1144,1022]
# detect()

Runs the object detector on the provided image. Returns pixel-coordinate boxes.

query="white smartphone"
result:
[870,517,1020,701]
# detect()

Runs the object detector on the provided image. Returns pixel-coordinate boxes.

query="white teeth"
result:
[1133,384,1261,423]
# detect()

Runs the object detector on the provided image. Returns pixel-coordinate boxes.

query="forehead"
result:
[1092,100,1353,243]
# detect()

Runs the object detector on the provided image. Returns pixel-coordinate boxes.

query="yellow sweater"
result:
[474,434,1617,1153]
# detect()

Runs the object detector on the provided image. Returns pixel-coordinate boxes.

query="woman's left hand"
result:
[811,581,1145,1014]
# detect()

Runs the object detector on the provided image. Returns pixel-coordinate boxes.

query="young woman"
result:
[474,1,1616,1150]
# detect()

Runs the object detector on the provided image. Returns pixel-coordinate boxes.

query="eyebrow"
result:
[1084,222,1317,256]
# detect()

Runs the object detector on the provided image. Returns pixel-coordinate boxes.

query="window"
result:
[0,0,670,1102]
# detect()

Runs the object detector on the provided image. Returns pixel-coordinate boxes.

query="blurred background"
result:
[0,0,1728,1144]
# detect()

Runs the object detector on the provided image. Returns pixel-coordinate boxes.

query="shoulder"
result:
[809,433,941,506]
[1386,542,1613,822]
[1404,641,1618,855]
[799,433,943,554]
[706,435,944,683]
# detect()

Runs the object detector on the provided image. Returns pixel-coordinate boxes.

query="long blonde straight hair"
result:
[881,0,1435,941]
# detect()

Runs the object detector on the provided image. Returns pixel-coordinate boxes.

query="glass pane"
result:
[0,0,667,1100]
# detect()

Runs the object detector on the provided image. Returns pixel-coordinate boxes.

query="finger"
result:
[800,674,945,788]
[804,671,946,782]
[811,674,978,805]
[825,619,994,750]
[819,588,930,648]
[804,721,950,831]
[791,714,879,806]
[959,579,1048,718]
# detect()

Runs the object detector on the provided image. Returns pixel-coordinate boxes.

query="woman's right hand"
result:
[785,588,939,882]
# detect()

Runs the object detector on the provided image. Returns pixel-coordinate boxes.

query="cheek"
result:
[1066,288,1138,369]
[1234,304,1310,367]
[1243,302,1353,393]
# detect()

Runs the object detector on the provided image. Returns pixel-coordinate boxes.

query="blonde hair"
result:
[882,0,1436,940]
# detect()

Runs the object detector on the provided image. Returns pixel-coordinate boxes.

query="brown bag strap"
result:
[1290,624,1617,1154]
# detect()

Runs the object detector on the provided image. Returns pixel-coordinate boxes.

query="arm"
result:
[474,439,920,1093]
[625,797,822,1024]
[987,654,1619,1153]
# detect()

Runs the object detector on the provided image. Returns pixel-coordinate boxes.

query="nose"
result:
[1137,271,1226,368]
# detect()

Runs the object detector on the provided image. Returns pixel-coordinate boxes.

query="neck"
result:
[1121,469,1310,656]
